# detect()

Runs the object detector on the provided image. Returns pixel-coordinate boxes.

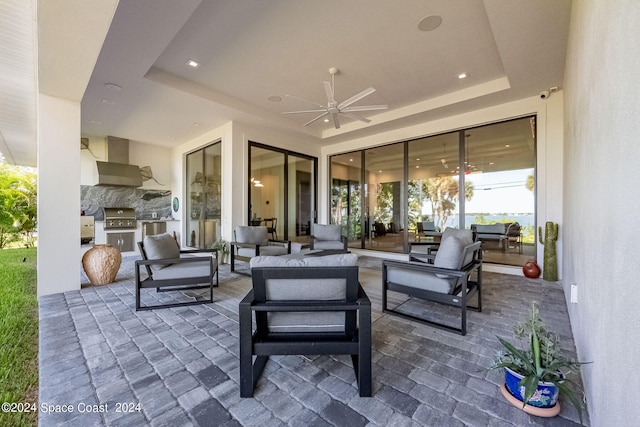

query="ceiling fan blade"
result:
[282,109,328,115]
[341,104,388,112]
[284,94,326,109]
[304,112,329,126]
[339,111,371,123]
[323,81,336,104]
[338,87,376,110]
[331,112,340,129]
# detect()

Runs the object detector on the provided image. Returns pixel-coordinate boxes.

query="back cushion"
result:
[250,254,358,300]
[235,226,269,245]
[313,224,341,241]
[441,228,474,246]
[434,235,465,270]
[422,221,436,231]
[250,253,358,268]
[143,233,180,270]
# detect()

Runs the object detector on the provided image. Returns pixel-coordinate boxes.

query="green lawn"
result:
[0,248,38,427]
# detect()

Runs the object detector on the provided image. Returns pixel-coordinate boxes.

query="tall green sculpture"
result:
[538,221,558,281]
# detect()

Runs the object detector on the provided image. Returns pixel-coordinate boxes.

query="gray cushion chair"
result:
[135,233,218,310]
[416,221,442,241]
[230,226,291,274]
[409,227,477,262]
[239,253,371,397]
[382,228,482,335]
[309,223,348,251]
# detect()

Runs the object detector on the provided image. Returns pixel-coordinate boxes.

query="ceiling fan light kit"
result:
[282,67,387,129]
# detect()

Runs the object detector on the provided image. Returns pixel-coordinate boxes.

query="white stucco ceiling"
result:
[1,0,572,166]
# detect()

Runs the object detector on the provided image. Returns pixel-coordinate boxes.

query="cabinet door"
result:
[106,232,135,252]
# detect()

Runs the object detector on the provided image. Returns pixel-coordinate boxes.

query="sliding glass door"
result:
[328,116,536,266]
[249,143,317,243]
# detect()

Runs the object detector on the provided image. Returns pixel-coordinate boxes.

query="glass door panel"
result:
[186,142,221,249]
[463,117,536,264]
[364,145,405,252]
[250,147,285,238]
[330,153,361,247]
[288,155,315,244]
[408,132,461,241]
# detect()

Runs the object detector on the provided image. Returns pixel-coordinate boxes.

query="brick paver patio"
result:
[38,256,587,426]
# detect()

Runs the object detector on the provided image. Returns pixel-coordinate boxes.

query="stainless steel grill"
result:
[103,207,137,230]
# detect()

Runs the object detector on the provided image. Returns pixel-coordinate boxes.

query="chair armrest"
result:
[239,289,255,307]
[409,252,437,263]
[410,241,442,248]
[135,256,214,267]
[268,239,292,253]
[180,248,215,254]
[357,284,371,306]
[382,259,472,278]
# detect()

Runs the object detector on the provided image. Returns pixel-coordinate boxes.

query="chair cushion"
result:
[474,224,506,234]
[422,221,437,232]
[235,226,269,245]
[312,224,341,241]
[250,253,357,268]
[143,233,180,270]
[257,245,289,256]
[434,235,466,270]
[312,240,346,250]
[151,257,214,280]
[441,228,474,246]
[386,265,455,294]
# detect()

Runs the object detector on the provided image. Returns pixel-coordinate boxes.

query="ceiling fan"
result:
[282,67,387,129]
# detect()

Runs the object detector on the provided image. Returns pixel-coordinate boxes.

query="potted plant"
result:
[212,239,229,264]
[490,302,588,423]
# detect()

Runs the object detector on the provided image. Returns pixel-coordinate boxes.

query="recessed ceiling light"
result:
[418,15,443,32]
[267,95,282,102]
[105,83,122,91]
[186,59,199,68]
[349,158,353,162]
[324,118,330,123]
[101,99,115,105]
[416,158,420,161]
[415,165,420,169]
[505,144,510,148]
[193,122,200,127]
[458,73,468,79]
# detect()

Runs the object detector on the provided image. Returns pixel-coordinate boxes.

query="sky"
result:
[420,168,535,215]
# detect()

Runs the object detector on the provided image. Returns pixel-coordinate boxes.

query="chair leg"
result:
[358,306,372,397]
[239,301,254,397]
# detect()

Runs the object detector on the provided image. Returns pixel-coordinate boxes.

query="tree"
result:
[0,164,37,248]
[423,176,474,230]
[526,174,535,192]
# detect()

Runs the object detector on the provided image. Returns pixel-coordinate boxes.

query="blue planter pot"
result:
[504,367,560,408]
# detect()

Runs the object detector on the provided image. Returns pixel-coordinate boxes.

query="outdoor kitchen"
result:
[80,136,179,261]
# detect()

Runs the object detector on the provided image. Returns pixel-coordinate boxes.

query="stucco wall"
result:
[563,1,640,425]
[37,94,81,296]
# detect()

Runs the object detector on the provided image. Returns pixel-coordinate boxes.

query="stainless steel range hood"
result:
[96,136,143,187]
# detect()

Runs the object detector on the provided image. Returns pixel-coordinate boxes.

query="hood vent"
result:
[96,136,143,187]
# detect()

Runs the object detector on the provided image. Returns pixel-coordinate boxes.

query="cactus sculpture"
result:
[538,221,558,281]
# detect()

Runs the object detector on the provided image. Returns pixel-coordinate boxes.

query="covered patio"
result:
[39,256,586,426]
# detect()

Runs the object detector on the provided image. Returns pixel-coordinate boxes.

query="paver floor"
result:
[37,256,588,426]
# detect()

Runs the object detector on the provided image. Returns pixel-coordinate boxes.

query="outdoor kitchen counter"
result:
[93,220,181,253]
